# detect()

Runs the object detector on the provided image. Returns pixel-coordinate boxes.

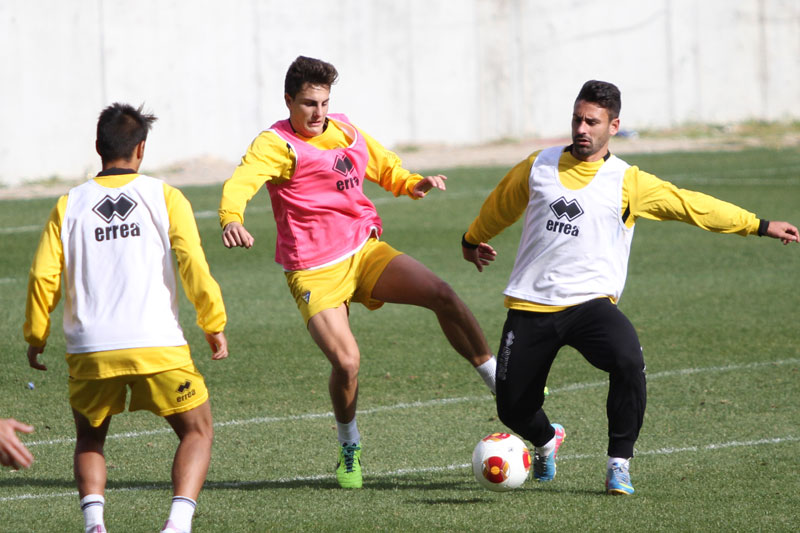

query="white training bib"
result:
[504,146,634,306]
[60,175,187,353]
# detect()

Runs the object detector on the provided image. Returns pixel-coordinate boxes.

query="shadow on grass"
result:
[0,468,603,498]
[398,484,603,502]
[200,477,602,496]
[0,477,178,492]
[0,477,76,491]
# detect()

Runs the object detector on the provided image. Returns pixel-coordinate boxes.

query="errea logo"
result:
[91,193,141,242]
[549,197,583,221]
[546,196,582,236]
[332,154,355,176]
[176,380,196,403]
[333,154,360,192]
[93,193,137,222]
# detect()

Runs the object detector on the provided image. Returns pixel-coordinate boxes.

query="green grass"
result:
[1,147,799,531]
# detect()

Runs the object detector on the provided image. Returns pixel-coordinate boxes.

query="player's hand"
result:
[205,331,229,360]
[462,242,497,272]
[412,174,447,198]
[26,344,47,371]
[222,222,255,249]
[766,221,800,245]
[0,418,34,469]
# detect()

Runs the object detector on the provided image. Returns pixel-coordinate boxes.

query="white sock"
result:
[476,356,497,393]
[165,496,196,533]
[80,494,105,533]
[337,419,360,446]
[535,434,556,457]
[607,457,630,470]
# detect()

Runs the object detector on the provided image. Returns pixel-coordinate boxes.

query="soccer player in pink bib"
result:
[219,56,497,489]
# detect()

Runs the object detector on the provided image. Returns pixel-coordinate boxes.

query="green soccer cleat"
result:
[336,442,363,489]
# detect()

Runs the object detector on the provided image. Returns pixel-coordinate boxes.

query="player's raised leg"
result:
[307,304,363,488]
[370,254,497,392]
[73,410,110,533]
[161,400,214,532]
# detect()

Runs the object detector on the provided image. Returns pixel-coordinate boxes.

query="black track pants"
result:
[495,298,646,458]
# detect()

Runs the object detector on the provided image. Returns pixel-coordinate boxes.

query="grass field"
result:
[1,147,798,532]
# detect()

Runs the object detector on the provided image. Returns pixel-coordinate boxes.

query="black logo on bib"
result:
[549,197,583,221]
[93,193,137,222]
[333,154,355,176]
[334,154,360,191]
[547,197,582,236]
[91,193,142,242]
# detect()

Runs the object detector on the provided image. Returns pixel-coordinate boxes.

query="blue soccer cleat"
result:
[533,423,565,482]
[605,459,635,495]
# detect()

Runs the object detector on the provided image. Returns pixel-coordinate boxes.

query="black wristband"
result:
[461,232,479,249]
[758,219,769,237]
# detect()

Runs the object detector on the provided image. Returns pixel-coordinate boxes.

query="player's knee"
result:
[497,408,527,436]
[612,347,646,378]
[330,353,360,379]
[497,402,540,434]
[427,279,461,311]
[198,423,214,444]
[184,416,214,445]
[75,435,105,454]
[172,402,214,443]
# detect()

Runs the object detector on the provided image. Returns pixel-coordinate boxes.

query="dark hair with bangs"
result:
[96,103,157,163]
[575,80,622,120]
[284,56,339,98]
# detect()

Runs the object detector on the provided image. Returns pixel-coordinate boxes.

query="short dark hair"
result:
[284,56,338,98]
[96,103,157,163]
[575,80,621,120]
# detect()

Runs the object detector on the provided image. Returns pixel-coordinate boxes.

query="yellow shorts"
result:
[285,238,403,324]
[68,363,209,427]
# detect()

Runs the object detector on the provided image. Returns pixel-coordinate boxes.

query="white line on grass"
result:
[24,396,481,447]
[22,357,800,448]
[552,357,800,394]
[2,434,797,502]
[0,224,42,234]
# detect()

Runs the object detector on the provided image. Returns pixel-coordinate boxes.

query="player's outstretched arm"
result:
[222,222,255,249]
[412,175,447,198]
[461,236,498,273]
[765,221,799,245]
[205,331,229,360]
[0,418,34,469]
[26,344,47,371]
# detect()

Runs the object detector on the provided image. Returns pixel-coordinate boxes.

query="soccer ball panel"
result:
[472,432,531,492]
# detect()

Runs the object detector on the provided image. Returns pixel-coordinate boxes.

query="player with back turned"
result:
[24,103,229,533]
[461,80,798,495]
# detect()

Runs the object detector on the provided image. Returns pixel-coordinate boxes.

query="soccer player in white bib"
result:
[24,103,229,533]
[219,56,497,489]
[461,80,798,495]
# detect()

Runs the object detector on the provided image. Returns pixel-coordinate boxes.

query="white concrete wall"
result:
[1,0,798,186]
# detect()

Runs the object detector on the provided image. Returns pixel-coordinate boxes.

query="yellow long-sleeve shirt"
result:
[465,149,761,312]
[24,173,227,379]
[218,118,424,228]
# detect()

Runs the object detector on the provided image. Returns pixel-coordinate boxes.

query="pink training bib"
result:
[266,113,382,270]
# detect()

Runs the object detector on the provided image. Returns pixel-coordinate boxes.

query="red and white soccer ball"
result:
[472,432,531,492]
